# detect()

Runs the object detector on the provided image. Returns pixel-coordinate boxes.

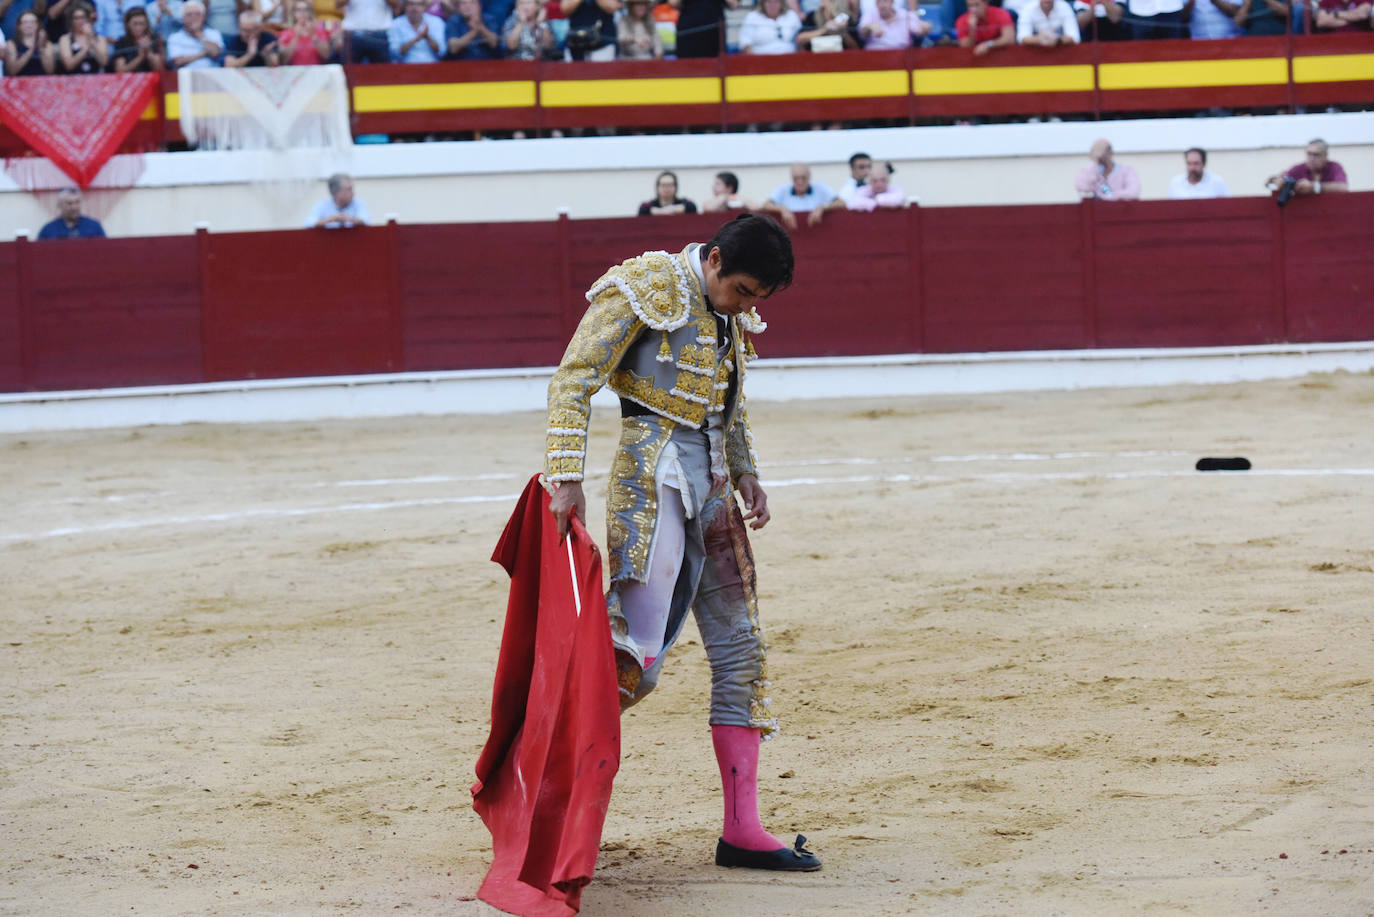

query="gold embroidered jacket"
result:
[546,246,765,483]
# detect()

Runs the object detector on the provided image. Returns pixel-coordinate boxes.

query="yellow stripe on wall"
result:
[1292,53,1374,84]
[916,65,1092,95]
[139,99,159,120]
[541,77,720,107]
[1099,57,1287,90]
[352,81,537,112]
[726,70,907,103]
[166,92,180,119]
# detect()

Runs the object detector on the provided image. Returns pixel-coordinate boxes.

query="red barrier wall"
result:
[1,194,1370,394]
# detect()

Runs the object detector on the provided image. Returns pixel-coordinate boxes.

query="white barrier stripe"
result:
[1,493,520,544]
[5,467,1372,545]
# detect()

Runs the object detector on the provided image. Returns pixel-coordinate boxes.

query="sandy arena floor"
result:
[2,372,1372,917]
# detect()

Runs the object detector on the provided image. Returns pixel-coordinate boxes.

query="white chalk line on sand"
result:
[4,466,1372,545]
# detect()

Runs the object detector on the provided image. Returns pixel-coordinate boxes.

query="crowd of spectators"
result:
[0,0,1364,74]
[627,140,1349,219]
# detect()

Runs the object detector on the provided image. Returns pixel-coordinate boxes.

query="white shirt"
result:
[738,9,802,53]
[342,0,393,31]
[167,26,224,67]
[1127,0,1184,15]
[1168,171,1229,199]
[305,196,371,227]
[1017,0,1080,40]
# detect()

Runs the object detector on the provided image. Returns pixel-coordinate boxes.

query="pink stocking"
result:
[712,725,784,851]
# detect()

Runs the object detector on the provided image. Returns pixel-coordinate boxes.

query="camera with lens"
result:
[1274,174,1298,207]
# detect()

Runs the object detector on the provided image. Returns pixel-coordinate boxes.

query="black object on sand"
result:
[1196,457,1252,472]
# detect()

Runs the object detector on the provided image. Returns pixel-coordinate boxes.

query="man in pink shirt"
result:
[848,162,907,210]
[858,0,930,48]
[1074,138,1141,201]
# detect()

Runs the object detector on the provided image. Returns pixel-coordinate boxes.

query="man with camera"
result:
[1266,138,1349,206]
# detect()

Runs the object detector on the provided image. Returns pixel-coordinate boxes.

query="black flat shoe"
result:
[715,834,822,871]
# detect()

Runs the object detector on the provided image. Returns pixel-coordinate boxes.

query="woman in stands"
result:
[672,0,737,56]
[277,0,341,61]
[502,0,555,58]
[55,0,109,72]
[738,0,802,52]
[617,0,663,57]
[796,0,860,49]
[111,7,167,71]
[3,9,55,74]
[637,170,699,216]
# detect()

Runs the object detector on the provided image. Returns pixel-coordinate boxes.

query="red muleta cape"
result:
[472,475,620,917]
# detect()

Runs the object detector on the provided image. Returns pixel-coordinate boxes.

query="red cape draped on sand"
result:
[473,475,620,917]
[0,73,158,188]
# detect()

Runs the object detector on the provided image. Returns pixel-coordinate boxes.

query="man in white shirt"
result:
[1017,0,1080,42]
[1168,147,1229,199]
[837,152,871,207]
[1125,0,1187,38]
[341,0,398,61]
[167,0,223,67]
[387,0,444,61]
[305,173,372,228]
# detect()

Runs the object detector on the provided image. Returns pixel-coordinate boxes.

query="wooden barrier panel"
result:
[399,220,566,370]
[1,194,1372,393]
[201,226,397,381]
[1090,198,1279,348]
[1281,192,1374,343]
[0,244,21,392]
[921,203,1086,352]
[18,236,201,391]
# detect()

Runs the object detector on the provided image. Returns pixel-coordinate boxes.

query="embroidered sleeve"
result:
[546,272,645,482]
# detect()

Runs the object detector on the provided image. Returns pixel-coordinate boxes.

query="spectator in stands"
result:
[738,0,801,52]
[339,0,396,62]
[859,0,930,46]
[1265,138,1349,198]
[4,9,55,72]
[1017,0,1079,42]
[560,0,618,59]
[763,163,844,229]
[704,171,750,211]
[44,0,73,40]
[306,173,371,228]
[501,0,553,57]
[111,5,165,67]
[38,189,106,240]
[224,7,277,61]
[837,151,870,206]
[1187,0,1241,37]
[1075,138,1140,201]
[957,0,1012,53]
[671,0,736,58]
[637,171,698,216]
[1072,0,1127,37]
[445,0,500,57]
[206,0,235,42]
[245,0,285,32]
[796,0,859,49]
[145,0,184,39]
[1168,147,1228,198]
[56,0,110,70]
[168,0,222,65]
[278,0,339,60]
[1314,0,1368,30]
[617,0,662,57]
[1,0,44,50]
[93,0,141,40]
[388,0,443,59]
[1125,0,1187,37]
[1232,0,1293,35]
[848,161,906,211]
